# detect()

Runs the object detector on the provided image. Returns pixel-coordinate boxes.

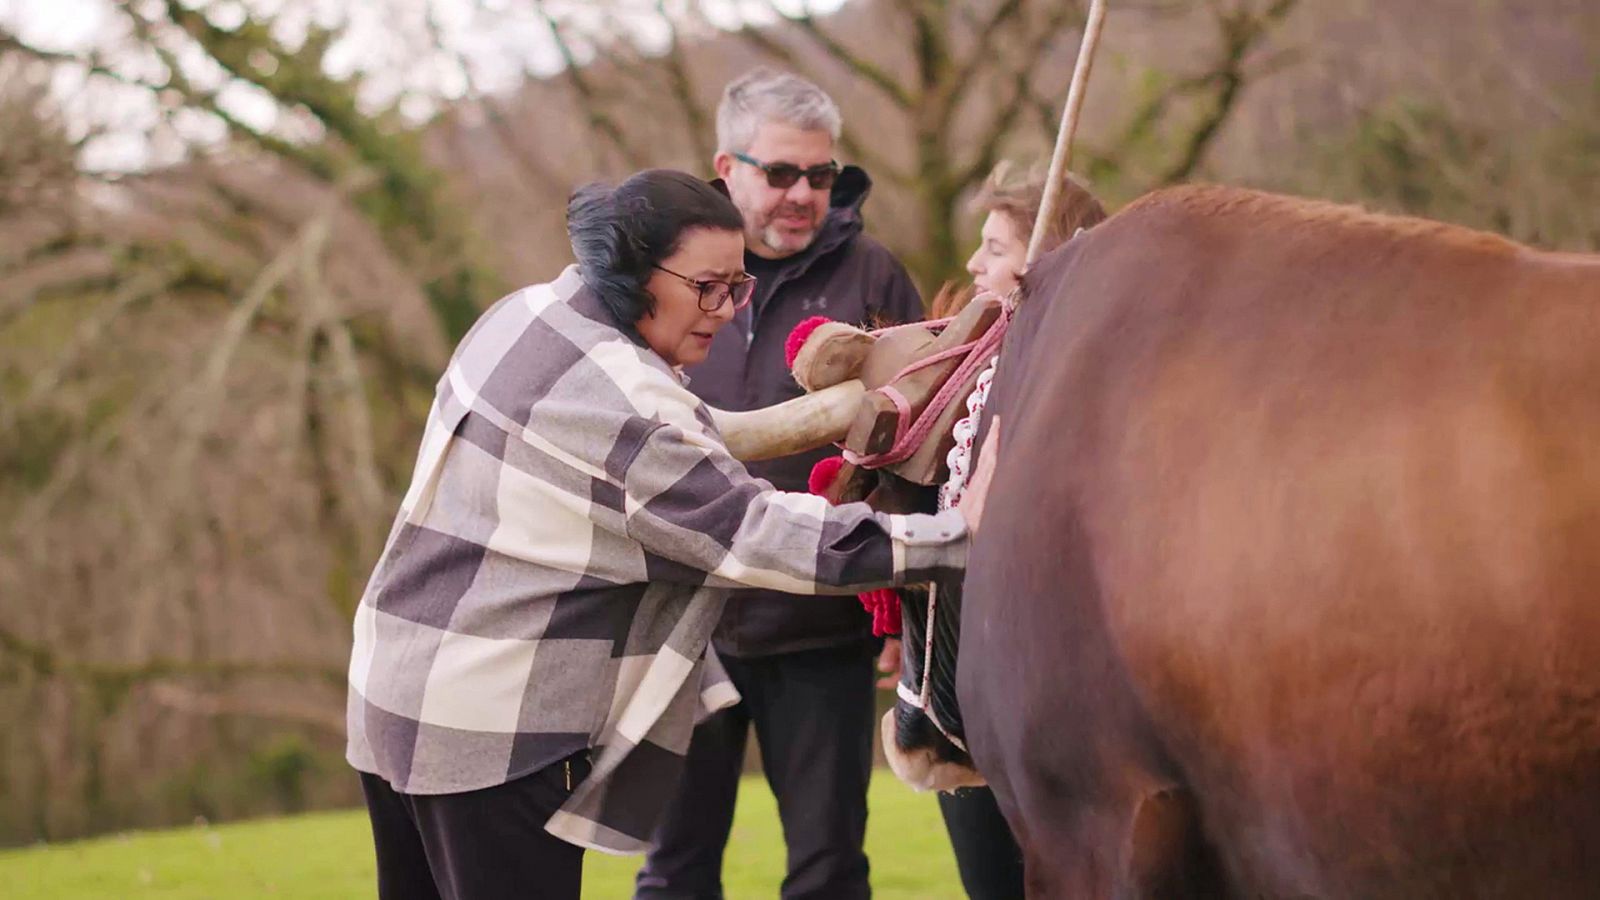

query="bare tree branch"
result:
[14,268,172,414]
[1096,69,1217,175]
[1072,0,1300,186]
[939,0,1029,117]
[154,0,498,346]
[171,198,337,477]
[431,0,575,195]
[299,227,386,568]
[655,2,714,164]
[728,18,804,70]
[0,29,147,92]
[125,9,344,182]
[155,1,406,198]
[902,1,947,94]
[956,3,1084,192]
[534,0,646,170]
[787,11,913,110]
[1157,0,1300,183]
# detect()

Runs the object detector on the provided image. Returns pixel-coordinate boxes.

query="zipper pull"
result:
[564,759,572,791]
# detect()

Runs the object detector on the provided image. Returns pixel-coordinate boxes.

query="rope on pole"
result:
[1025,0,1110,266]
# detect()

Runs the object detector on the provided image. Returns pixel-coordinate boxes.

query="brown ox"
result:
[919,185,1600,897]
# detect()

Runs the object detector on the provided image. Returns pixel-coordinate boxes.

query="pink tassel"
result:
[805,449,900,636]
[859,588,902,637]
[784,315,835,370]
[807,455,846,496]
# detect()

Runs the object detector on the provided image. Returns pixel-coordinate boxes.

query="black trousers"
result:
[938,787,1026,900]
[635,641,878,900]
[360,752,592,900]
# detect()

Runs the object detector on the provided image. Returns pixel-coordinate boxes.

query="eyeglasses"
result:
[733,152,841,191]
[653,264,757,313]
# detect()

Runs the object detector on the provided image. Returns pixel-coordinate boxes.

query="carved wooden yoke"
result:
[787,293,1005,503]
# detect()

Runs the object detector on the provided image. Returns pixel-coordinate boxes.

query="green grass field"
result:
[2,773,964,899]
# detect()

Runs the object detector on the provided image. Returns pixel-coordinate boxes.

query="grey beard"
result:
[761,222,818,256]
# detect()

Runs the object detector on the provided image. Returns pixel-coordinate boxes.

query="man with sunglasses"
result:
[636,68,924,900]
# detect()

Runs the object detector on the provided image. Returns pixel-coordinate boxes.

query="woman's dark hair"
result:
[567,169,745,324]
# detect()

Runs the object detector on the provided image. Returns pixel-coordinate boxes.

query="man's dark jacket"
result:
[687,166,924,658]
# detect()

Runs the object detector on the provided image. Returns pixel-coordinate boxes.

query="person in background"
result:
[933,161,1107,900]
[636,68,924,900]
[346,168,987,900]
[937,160,1108,317]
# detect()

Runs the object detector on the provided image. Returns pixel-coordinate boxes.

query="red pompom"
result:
[785,315,835,370]
[807,455,846,496]
[858,589,902,637]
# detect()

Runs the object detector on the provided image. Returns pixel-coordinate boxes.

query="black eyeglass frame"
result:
[732,152,841,190]
[652,264,757,313]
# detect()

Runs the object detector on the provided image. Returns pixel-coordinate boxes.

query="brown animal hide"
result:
[964,184,1600,898]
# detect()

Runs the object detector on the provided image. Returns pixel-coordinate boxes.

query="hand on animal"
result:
[957,417,1000,534]
[876,638,902,690]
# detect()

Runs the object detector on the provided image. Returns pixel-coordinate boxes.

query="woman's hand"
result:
[876,638,902,690]
[957,416,1000,534]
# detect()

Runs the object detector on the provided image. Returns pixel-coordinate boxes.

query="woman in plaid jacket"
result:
[346,169,992,900]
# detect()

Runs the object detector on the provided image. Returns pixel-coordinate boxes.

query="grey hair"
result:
[715,67,842,154]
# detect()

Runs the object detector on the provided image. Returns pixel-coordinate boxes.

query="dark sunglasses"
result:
[733,152,841,191]
[653,264,757,313]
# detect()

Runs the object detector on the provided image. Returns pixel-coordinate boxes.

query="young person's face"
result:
[714,121,835,260]
[966,211,1028,296]
[638,227,748,368]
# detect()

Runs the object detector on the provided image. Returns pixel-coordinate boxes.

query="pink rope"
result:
[878,384,913,451]
[843,307,1011,469]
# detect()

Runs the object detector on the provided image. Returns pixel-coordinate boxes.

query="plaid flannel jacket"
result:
[345,266,967,854]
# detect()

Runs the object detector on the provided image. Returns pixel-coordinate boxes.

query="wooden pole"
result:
[1025,0,1110,266]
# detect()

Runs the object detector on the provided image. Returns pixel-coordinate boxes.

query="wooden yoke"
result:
[844,295,1004,484]
[783,294,1004,497]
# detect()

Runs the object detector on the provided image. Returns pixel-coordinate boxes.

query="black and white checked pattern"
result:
[346,266,967,854]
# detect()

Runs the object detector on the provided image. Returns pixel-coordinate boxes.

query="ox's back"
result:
[964,185,1600,897]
